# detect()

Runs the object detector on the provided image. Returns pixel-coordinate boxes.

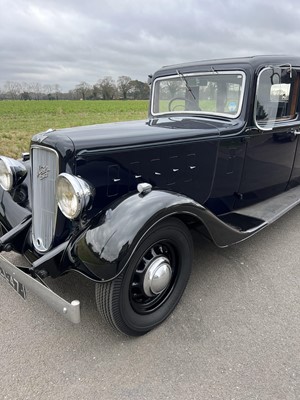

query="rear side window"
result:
[255,67,299,130]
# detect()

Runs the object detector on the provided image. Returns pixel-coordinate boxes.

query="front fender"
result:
[73,190,257,282]
[74,190,195,280]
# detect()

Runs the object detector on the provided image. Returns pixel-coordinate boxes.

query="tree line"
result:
[0,76,150,101]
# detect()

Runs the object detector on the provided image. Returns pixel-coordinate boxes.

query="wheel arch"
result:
[73,189,249,282]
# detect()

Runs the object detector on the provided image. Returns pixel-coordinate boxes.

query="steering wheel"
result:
[168,97,201,112]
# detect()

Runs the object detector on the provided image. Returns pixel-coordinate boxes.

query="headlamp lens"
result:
[0,158,13,191]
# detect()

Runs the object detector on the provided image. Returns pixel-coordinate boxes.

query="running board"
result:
[219,185,300,232]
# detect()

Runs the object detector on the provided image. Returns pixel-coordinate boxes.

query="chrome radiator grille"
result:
[31,146,59,252]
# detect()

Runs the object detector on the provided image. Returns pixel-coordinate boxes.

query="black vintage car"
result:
[1,55,300,336]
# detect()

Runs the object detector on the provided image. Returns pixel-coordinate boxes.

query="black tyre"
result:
[95,217,193,336]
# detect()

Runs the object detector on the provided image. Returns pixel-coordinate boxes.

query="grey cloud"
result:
[1,0,300,91]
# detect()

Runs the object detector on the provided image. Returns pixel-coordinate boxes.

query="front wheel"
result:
[95,218,193,336]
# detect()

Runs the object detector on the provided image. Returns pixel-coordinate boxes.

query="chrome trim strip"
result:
[31,145,59,253]
[151,70,246,119]
[0,254,80,323]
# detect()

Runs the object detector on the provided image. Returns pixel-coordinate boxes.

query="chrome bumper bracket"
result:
[0,254,80,324]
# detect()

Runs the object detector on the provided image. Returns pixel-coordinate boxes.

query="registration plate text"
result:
[0,266,26,299]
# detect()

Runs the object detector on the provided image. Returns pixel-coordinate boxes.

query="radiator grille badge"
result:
[37,165,50,180]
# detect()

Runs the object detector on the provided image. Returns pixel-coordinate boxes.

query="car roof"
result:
[152,55,300,78]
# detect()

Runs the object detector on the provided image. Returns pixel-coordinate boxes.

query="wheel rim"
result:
[143,256,172,297]
[129,240,178,314]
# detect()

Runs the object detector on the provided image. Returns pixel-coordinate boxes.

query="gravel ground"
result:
[0,207,299,400]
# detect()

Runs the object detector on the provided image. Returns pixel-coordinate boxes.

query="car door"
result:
[235,66,300,208]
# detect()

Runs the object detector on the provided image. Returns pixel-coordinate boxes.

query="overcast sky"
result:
[1,0,300,91]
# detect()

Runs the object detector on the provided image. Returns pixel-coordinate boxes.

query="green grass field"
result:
[0,100,149,158]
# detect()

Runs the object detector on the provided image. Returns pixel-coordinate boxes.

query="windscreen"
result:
[152,71,245,118]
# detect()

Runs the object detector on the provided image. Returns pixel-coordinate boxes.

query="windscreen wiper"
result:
[176,69,196,100]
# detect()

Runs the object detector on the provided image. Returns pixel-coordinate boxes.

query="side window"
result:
[255,67,299,130]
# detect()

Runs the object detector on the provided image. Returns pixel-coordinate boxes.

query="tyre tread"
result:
[95,217,193,336]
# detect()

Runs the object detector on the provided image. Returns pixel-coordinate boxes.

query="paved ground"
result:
[0,207,299,400]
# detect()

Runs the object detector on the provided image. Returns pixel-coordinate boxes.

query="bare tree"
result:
[42,84,62,100]
[0,76,149,101]
[90,84,101,100]
[43,84,53,100]
[53,84,61,100]
[19,82,31,100]
[67,89,76,100]
[29,82,43,100]
[3,81,22,99]
[75,82,91,100]
[97,77,117,100]
[117,75,132,100]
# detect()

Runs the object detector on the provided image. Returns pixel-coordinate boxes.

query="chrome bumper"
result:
[0,254,81,324]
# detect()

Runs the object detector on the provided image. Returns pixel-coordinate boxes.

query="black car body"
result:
[1,55,300,335]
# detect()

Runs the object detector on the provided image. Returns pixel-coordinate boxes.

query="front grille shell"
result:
[31,145,59,253]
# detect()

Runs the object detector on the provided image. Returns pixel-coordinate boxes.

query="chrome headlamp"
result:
[56,173,94,220]
[0,156,27,191]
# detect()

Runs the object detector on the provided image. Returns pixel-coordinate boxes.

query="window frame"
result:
[254,66,300,131]
[151,70,246,119]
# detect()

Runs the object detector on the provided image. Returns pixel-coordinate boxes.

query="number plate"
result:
[0,266,26,299]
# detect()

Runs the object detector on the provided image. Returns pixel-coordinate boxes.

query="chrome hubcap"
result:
[143,256,172,297]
